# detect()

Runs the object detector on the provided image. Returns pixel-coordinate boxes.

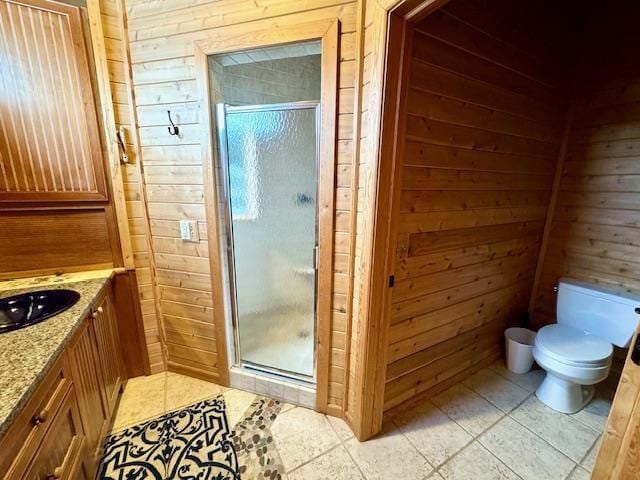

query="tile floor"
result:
[111,361,613,480]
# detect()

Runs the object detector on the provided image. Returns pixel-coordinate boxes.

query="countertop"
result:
[0,270,115,438]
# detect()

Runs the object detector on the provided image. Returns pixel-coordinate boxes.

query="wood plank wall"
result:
[383,0,570,410]
[100,0,165,373]
[120,0,357,408]
[531,4,640,326]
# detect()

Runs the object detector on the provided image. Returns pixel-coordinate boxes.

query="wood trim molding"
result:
[194,19,336,56]
[593,327,640,478]
[348,0,449,440]
[351,11,412,441]
[316,20,340,413]
[341,0,367,420]
[528,106,575,319]
[113,0,168,371]
[194,18,340,404]
[86,0,134,270]
[195,46,231,387]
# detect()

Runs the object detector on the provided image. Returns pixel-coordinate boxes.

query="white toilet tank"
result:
[557,279,640,347]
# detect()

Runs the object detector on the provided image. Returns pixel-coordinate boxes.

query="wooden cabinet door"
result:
[92,290,124,415]
[22,386,87,480]
[593,328,640,479]
[0,0,107,202]
[66,321,109,475]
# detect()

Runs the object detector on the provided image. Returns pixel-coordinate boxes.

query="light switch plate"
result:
[179,220,199,242]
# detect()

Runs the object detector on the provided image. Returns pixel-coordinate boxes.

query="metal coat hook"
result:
[167,110,179,136]
[116,126,129,164]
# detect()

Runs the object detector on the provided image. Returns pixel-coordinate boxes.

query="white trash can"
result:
[504,327,536,374]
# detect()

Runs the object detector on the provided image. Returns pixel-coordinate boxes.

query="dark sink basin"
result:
[0,289,80,334]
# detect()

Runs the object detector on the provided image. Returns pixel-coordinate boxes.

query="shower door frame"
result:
[215,101,321,382]
[194,19,339,413]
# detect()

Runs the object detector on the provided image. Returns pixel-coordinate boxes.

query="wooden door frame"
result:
[194,20,340,408]
[593,327,640,478]
[350,0,450,440]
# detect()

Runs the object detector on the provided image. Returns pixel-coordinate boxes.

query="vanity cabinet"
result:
[21,387,90,480]
[91,291,124,414]
[66,322,110,473]
[0,280,125,480]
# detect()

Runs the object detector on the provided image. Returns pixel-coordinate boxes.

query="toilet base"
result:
[535,372,594,413]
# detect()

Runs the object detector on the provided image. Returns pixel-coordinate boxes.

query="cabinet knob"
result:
[46,466,63,479]
[91,306,103,319]
[97,306,104,314]
[31,408,49,426]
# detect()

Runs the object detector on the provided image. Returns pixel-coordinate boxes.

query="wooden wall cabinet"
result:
[0,281,125,480]
[0,0,107,203]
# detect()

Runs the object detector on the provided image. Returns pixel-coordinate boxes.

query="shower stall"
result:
[215,102,320,381]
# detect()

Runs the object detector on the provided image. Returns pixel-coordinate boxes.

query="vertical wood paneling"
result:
[382,2,568,411]
[0,0,106,201]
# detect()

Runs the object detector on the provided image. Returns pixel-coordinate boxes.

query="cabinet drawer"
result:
[0,359,71,479]
[22,386,88,480]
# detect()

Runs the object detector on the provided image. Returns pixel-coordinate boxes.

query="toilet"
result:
[533,279,640,413]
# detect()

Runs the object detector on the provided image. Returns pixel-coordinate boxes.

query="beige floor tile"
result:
[580,436,600,472]
[463,368,530,412]
[480,416,575,480]
[288,446,363,480]
[510,396,599,462]
[327,415,355,441]
[345,421,433,480]
[429,473,445,480]
[569,392,612,432]
[394,400,472,467]
[433,384,503,436]
[567,467,591,480]
[280,402,297,414]
[164,372,227,413]
[111,373,167,432]
[439,442,520,480]
[489,361,545,392]
[271,406,340,472]
[222,388,257,427]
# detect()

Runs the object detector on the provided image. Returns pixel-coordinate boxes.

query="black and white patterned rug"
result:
[98,396,285,480]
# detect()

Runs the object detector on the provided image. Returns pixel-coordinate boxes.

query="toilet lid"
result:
[535,324,612,366]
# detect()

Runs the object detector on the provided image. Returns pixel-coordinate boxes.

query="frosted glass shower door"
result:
[219,103,319,379]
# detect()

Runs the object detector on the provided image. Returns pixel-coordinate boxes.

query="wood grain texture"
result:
[0,357,71,478]
[90,287,124,414]
[21,385,88,480]
[66,321,108,473]
[531,5,640,327]
[120,0,358,409]
[593,330,640,479]
[0,0,107,201]
[99,0,165,374]
[0,210,114,279]
[381,1,568,411]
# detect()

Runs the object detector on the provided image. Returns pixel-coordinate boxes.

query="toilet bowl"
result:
[532,324,612,413]
[532,279,639,413]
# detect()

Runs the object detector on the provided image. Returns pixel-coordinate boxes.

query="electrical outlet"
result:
[179,220,199,242]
